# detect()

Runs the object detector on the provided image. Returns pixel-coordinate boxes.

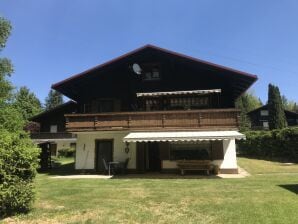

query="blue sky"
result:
[1,0,298,104]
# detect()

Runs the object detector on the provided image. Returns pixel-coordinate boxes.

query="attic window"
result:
[142,64,161,81]
[50,125,58,133]
[260,110,269,116]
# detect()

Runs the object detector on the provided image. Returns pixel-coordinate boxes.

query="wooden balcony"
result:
[65,109,240,132]
[30,132,77,139]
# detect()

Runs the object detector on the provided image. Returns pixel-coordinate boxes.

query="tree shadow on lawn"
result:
[239,155,297,164]
[112,171,221,179]
[40,165,221,179]
[279,184,298,195]
[38,162,79,176]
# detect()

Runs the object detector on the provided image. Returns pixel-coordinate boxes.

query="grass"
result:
[3,157,298,224]
[238,157,298,174]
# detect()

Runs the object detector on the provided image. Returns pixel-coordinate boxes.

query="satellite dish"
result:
[132,63,142,75]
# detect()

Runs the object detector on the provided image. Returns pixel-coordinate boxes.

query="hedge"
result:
[237,127,298,161]
[58,147,75,157]
[0,130,40,218]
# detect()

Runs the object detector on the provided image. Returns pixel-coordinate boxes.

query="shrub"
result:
[58,147,75,157]
[237,127,298,162]
[0,130,40,217]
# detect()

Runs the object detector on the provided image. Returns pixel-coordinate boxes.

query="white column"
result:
[219,139,238,169]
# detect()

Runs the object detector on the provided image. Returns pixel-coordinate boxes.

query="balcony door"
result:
[95,140,113,173]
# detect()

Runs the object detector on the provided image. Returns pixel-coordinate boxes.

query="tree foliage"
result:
[0,17,39,218]
[0,17,14,103]
[45,89,64,110]
[13,86,42,121]
[235,91,262,131]
[268,84,287,130]
[281,95,298,112]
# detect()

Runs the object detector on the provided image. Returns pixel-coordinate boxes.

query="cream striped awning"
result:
[123,131,245,142]
[136,89,221,97]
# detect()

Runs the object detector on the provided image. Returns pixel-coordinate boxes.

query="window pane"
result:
[169,142,211,160]
[50,125,58,133]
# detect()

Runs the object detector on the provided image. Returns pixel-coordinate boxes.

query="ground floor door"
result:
[95,140,113,173]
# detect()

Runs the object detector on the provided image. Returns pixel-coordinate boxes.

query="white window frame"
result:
[260,110,269,116]
[262,121,269,128]
[50,125,58,133]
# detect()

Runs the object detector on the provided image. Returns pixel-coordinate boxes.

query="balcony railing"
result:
[30,132,77,139]
[65,109,240,132]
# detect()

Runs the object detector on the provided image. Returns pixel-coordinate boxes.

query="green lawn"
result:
[4,157,298,224]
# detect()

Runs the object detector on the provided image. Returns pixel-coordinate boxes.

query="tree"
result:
[0,18,13,103]
[235,91,263,131]
[281,95,298,112]
[44,89,64,110]
[268,84,287,130]
[0,17,39,218]
[13,86,42,121]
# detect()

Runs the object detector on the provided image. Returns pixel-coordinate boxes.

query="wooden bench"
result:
[176,160,213,175]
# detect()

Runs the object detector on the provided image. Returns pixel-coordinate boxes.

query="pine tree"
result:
[44,89,64,110]
[268,84,287,129]
[13,86,42,120]
[235,92,262,131]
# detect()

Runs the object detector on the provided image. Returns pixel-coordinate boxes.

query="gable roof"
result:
[30,101,77,122]
[52,44,258,100]
[52,44,257,89]
[248,104,298,116]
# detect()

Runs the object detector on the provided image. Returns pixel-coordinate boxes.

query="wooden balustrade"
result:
[65,108,240,132]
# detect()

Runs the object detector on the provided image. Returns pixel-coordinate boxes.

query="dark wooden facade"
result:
[49,45,257,132]
[30,101,77,138]
[248,105,298,130]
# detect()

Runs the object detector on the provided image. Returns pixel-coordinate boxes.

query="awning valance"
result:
[136,89,221,97]
[123,131,245,142]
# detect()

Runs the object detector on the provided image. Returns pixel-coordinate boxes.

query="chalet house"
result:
[248,104,298,130]
[47,45,257,174]
[30,101,77,157]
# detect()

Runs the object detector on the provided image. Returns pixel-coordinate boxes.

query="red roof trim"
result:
[52,44,258,89]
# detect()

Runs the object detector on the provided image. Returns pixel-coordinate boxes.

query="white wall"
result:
[75,133,237,171]
[75,131,136,170]
[212,139,238,169]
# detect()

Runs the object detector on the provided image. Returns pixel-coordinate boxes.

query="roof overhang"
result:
[136,89,221,97]
[123,131,245,142]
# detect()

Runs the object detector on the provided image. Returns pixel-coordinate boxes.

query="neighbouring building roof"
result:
[123,131,245,142]
[247,104,298,116]
[30,101,77,122]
